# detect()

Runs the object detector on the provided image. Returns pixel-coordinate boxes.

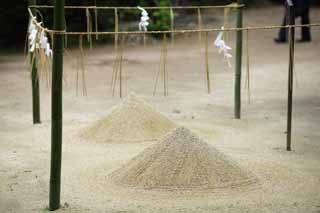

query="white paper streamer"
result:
[28,18,38,53]
[214,27,232,68]
[137,6,150,32]
[28,16,52,58]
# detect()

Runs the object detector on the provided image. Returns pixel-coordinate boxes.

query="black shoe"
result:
[274,38,287,43]
[297,38,311,43]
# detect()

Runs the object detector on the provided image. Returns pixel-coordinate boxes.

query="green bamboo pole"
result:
[286,0,295,151]
[49,0,65,211]
[234,0,243,119]
[28,0,41,124]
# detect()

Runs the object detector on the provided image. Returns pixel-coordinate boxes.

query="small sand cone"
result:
[110,126,256,190]
[81,93,177,143]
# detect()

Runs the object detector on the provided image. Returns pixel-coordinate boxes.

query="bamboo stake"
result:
[94,0,99,40]
[49,0,65,210]
[287,1,295,151]
[28,0,41,124]
[235,0,243,119]
[204,32,211,94]
[223,7,230,43]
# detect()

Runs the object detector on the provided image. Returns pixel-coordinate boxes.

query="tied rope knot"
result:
[214,27,232,68]
[137,6,150,32]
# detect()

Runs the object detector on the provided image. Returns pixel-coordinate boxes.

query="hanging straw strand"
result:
[114,8,119,52]
[94,0,99,40]
[86,8,93,49]
[170,8,174,45]
[204,32,211,94]
[245,29,251,103]
[197,8,203,44]
[79,35,88,96]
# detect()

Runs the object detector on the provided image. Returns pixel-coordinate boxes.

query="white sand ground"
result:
[0,6,320,213]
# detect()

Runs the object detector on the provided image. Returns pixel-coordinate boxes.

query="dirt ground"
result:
[1,6,320,213]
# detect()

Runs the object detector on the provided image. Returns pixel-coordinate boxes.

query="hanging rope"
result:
[204,32,211,94]
[76,35,87,96]
[111,34,126,98]
[245,29,251,104]
[170,8,175,45]
[197,8,203,44]
[86,8,93,49]
[114,8,119,52]
[153,33,168,96]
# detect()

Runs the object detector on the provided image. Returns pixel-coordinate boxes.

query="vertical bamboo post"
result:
[94,0,99,40]
[49,0,65,210]
[235,0,243,119]
[287,0,295,151]
[28,0,41,124]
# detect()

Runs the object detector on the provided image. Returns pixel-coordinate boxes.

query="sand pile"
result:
[110,126,255,190]
[81,93,177,143]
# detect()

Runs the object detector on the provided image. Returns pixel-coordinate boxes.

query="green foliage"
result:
[149,9,171,31]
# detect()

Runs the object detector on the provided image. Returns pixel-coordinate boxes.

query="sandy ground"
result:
[1,6,320,213]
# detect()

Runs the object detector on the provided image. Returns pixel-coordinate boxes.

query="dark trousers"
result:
[278,7,311,41]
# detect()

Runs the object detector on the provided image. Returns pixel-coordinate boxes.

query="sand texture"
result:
[110,126,255,190]
[81,93,177,143]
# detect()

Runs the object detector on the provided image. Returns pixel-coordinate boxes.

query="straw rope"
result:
[28,8,320,36]
[153,33,168,96]
[28,5,244,10]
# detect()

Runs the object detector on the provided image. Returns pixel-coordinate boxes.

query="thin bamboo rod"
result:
[234,0,243,119]
[94,0,98,40]
[287,2,295,151]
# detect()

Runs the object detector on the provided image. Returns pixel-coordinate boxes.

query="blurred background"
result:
[0,0,319,48]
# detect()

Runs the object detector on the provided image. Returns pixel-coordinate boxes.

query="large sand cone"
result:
[110,126,255,190]
[81,93,177,143]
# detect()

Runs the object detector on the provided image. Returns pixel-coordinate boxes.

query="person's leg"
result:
[300,9,311,41]
[276,7,288,42]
